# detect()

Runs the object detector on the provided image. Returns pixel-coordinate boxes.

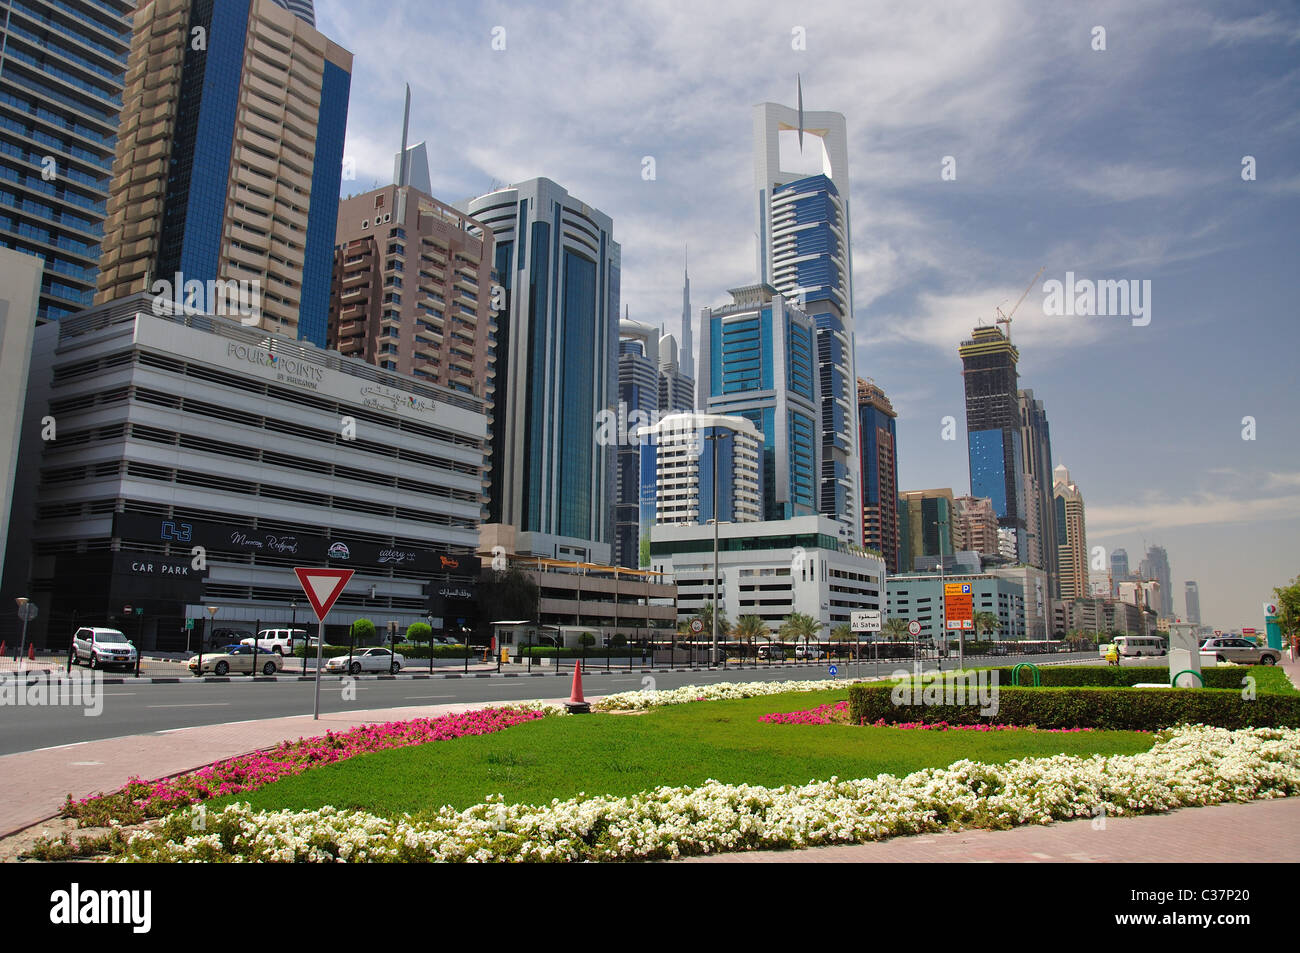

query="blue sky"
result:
[317,0,1300,630]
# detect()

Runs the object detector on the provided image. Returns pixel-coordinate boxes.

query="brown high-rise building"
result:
[328,187,495,400]
[95,0,352,345]
[857,378,899,573]
[952,495,999,558]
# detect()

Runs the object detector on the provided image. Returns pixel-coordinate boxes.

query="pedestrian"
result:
[1105,643,1119,667]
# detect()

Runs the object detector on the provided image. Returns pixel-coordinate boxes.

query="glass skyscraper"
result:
[754,100,860,540]
[960,325,1028,562]
[0,0,133,323]
[460,177,620,563]
[698,283,818,522]
[858,378,899,573]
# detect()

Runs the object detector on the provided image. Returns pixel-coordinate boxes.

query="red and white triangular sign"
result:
[294,567,354,622]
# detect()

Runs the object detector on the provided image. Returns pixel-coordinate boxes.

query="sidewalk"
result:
[0,697,575,838]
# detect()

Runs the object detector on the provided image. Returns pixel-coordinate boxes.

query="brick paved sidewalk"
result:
[0,697,575,837]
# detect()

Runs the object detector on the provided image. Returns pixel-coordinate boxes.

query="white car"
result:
[72,627,138,671]
[240,628,308,655]
[325,647,404,675]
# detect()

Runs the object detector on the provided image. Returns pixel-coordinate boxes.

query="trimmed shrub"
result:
[980,664,1294,694]
[848,682,1300,731]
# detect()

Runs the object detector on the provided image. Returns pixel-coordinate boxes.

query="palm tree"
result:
[973,611,1000,650]
[883,617,911,642]
[695,602,731,638]
[830,623,853,659]
[780,611,823,656]
[734,614,768,661]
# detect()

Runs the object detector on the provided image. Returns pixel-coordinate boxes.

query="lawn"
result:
[210,688,1153,819]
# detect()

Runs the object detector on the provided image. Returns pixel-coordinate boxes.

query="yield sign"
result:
[294,567,354,621]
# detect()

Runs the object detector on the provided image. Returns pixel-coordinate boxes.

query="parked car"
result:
[189,644,282,676]
[72,627,137,671]
[1199,637,1280,666]
[240,628,308,655]
[325,647,404,675]
[207,627,254,651]
[794,644,825,660]
[757,644,786,660]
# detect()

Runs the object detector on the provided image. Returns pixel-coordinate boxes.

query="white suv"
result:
[72,627,138,671]
[240,628,308,655]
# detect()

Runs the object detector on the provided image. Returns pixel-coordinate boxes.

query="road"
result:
[0,652,1100,756]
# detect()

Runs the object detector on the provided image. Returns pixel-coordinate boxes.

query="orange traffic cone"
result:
[28,643,36,660]
[565,657,591,713]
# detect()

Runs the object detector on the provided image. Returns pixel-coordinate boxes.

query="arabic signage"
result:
[359,382,437,417]
[114,513,458,573]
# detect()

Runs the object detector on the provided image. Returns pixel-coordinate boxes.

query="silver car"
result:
[325,647,404,675]
[1200,637,1281,665]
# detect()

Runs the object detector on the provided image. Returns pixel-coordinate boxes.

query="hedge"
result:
[518,646,649,658]
[979,664,1295,694]
[848,682,1300,731]
[291,644,471,659]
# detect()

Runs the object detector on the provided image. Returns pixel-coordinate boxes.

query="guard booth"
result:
[1167,621,1203,687]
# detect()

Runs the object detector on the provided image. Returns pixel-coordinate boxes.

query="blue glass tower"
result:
[755,100,860,539]
[459,178,619,562]
[698,284,818,522]
[0,0,132,322]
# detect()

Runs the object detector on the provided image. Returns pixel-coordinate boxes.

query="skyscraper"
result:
[679,251,694,381]
[640,413,762,527]
[898,489,955,573]
[269,0,315,26]
[95,0,352,347]
[698,283,818,522]
[1053,464,1088,599]
[0,0,133,322]
[329,185,495,393]
[657,331,694,414]
[1110,547,1131,596]
[615,318,660,568]
[753,95,860,539]
[952,495,999,559]
[1184,580,1201,625]
[960,326,1027,561]
[1019,389,1058,589]
[857,378,899,572]
[459,178,620,562]
[1140,545,1174,618]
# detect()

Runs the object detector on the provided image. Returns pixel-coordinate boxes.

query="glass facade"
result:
[299,58,351,347]
[0,0,131,321]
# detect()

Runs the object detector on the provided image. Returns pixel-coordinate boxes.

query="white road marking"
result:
[146,703,230,709]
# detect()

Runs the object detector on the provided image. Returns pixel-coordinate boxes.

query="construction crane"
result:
[995,266,1045,342]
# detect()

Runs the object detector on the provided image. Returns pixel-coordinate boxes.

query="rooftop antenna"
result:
[796,73,804,152]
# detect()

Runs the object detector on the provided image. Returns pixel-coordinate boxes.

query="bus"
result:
[1113,635,1166,657]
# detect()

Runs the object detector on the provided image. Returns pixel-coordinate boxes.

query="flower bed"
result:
[757,700,1096,731]
[592,678,862,712]
[110,724,1300,862]
[62,704,555,827]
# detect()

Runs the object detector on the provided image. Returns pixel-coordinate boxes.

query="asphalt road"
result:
[0,652,1100,756]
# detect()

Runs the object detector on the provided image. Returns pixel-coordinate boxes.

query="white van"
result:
[240,628,308,654]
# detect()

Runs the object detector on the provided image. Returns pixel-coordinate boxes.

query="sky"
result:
[316,0,1300,631]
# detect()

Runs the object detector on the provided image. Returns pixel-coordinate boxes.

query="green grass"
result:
[209,689,1153,819]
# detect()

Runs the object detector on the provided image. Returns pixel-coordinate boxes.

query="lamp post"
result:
[704,428,730,667]
[15,597,32,666]
[291,599,306,675]
[199,605,218,677]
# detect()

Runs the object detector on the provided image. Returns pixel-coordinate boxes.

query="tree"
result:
[1272,576,1300,642]
[830,623,853,642]
[577,631,596,648]
[883,617,911,642]
[405,621,433,645]
[973,611,1001,640]
[734,614,768,657]
[779,611,822,649]
[350,618,376,646]
[694,602,730,638]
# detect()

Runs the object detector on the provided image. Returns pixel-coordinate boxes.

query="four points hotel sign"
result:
[944,583,974,630]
